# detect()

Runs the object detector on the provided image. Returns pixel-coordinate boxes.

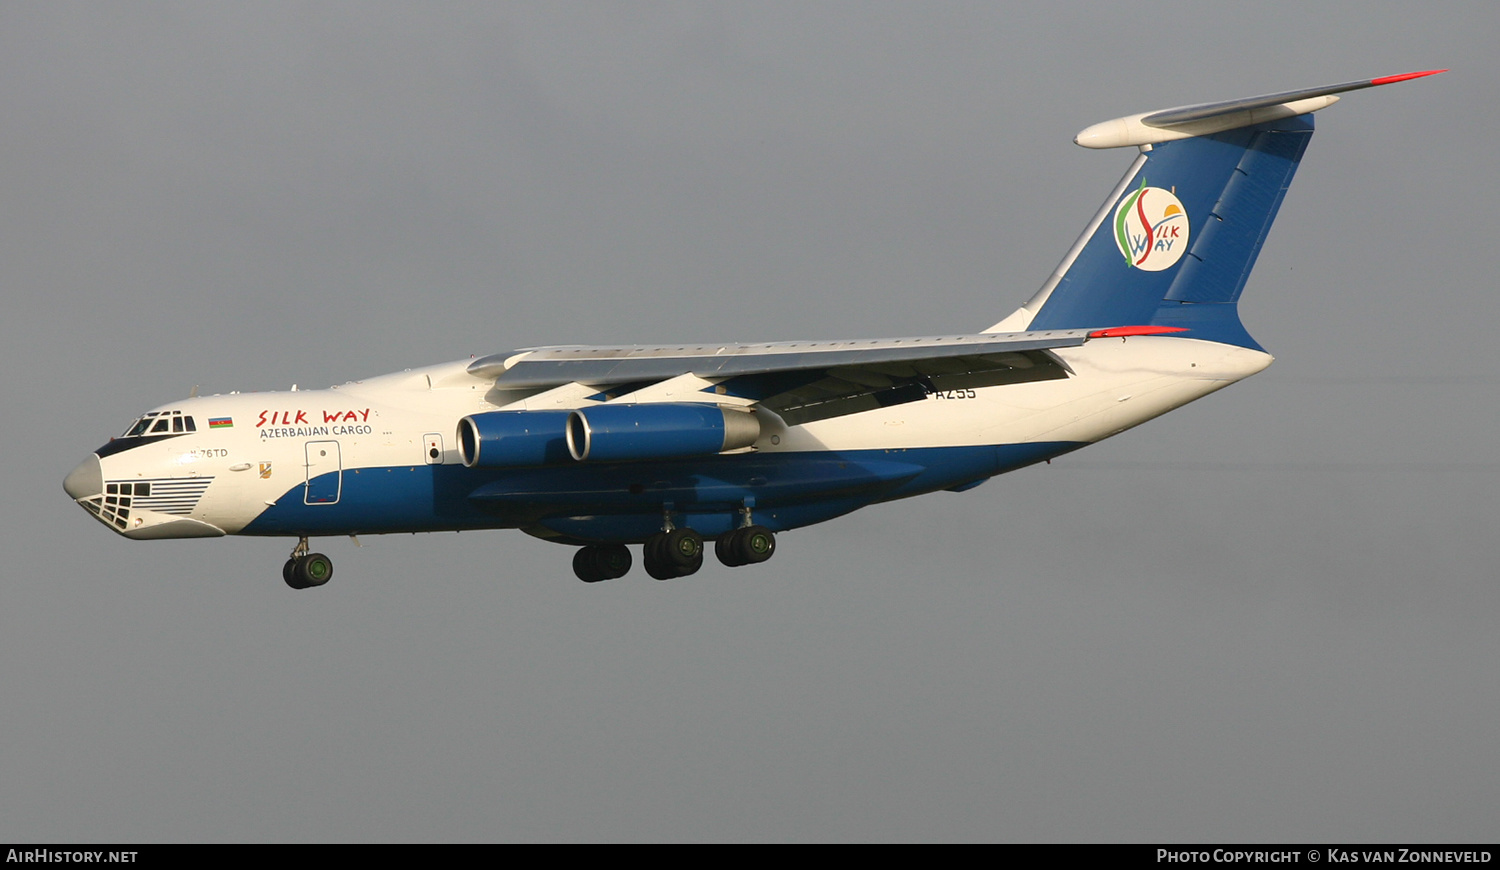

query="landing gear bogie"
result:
[715,525,776,567]
[643,528,705,580]
[564,515,777,583]
[573,543,633,583]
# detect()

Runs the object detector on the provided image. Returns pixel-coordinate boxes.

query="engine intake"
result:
[457,410,573,468]
[567,404,760,463]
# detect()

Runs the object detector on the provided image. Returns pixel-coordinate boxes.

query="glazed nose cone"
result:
[64,455,102,500]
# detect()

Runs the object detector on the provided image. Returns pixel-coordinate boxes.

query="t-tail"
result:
[991,70,1445,350]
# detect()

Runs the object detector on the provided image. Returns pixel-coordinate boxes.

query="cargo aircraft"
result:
[64,71,1443,588]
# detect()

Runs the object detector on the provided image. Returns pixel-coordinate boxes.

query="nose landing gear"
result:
[283,537,333,589]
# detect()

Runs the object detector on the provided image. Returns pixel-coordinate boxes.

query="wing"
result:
[469,328,1123,425]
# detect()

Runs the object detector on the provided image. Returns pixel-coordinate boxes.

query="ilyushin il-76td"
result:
[64,70,1444,588]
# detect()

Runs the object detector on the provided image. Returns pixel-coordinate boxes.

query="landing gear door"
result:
[304,440,342,505]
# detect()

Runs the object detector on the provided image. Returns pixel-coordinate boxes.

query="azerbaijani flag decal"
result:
[208,417,234,429]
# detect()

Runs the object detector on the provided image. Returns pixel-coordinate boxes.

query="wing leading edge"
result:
[469,329,1092,387]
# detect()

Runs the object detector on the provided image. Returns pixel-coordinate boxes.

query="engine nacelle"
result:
[566,404,760,463]
[457,410,573,468]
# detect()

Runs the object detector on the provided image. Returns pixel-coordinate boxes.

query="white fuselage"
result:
[64,335,1270,542]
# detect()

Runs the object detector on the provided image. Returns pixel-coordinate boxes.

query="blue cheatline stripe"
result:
[238,441,1085,540]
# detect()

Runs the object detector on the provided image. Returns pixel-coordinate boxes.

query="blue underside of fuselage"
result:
[239,441,1084,543]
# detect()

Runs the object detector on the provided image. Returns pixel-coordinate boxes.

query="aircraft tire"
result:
[643,533,682,580]
[644,552,677,581]
[715,535,744,567]
[283,558,307,589]
[678,550,703,576]
[595,543,632,579]
[664,528,704,569]
[574,544,633,583]
[295,553,334,588]
[573,547,606,583]
[735,526,776,564]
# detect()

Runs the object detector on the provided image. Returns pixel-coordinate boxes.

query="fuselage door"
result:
[304,440,342,505]
[423,433,444,465]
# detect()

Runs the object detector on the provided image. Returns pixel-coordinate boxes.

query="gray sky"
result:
[4,1,1497,842]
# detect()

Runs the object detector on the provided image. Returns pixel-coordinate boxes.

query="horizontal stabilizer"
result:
[999,69,1445,349]
[1074,69,1444,149]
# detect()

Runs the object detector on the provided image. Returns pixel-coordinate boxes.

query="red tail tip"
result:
[1371,69,1448,86]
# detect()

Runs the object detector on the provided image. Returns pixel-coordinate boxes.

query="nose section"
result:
[64,455,103,500]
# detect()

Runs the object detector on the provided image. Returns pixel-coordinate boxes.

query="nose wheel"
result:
[283,538,333,589]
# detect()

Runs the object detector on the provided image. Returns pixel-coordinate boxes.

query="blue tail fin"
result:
[1023,115,1315,350]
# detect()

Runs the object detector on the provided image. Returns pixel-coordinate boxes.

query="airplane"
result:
[63,70,1444,588]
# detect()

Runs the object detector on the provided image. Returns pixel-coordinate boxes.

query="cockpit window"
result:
[100,410,203,458]
[119,411,197,439]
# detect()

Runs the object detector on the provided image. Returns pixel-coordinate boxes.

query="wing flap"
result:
[725,348,1071,427]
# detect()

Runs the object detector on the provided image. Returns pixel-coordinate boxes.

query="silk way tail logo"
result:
[1113,181,1188,271]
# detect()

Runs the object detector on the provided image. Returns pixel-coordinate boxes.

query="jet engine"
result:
[566,404,760,463]
[457,410,573,468]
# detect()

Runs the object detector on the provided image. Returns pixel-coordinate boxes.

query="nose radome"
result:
[64,455,102,500]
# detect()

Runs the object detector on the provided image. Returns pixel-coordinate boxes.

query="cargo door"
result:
[304,440,342,505]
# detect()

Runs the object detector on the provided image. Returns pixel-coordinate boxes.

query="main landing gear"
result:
[642,528,705,580]
[715,525,776,567]
[283,537,333,590]
[572,543,633,583]
[570,507,778,583]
